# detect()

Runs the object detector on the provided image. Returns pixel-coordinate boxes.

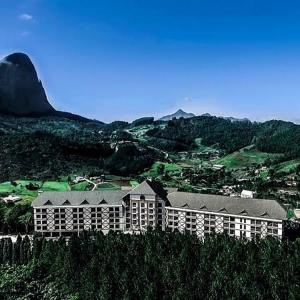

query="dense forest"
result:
[147,116,300,157]
[0,230,299,299]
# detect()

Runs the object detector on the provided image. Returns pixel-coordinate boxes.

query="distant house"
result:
[294,209,300,219]
[2,195,21,203]
[241,190,256,199]
[212,164,225,171]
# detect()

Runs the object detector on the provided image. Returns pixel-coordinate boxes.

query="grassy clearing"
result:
[71,181,91,191]
[97,182,120,190]
[143,161,182,177]
[41,181,70,191]
[275,160,300,175]
[193,138,218,153]
[216,150,279,169]
[0,180,41,194]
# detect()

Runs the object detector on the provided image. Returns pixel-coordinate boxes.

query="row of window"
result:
[36,223,122,231]
[166,210,280,228]
[36,206,122,213]
[132,202,163,208]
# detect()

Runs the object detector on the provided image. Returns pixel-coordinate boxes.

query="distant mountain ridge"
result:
[159,109,251,123]
[159,109,195,121]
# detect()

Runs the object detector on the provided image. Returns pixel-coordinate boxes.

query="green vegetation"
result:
[41,181,70,191]
[143,161,182,177]
[97,182,120,190]
[71,181,91,191]
[0,231,299,299]
[216,150,279,169]
[130,180,139,187]
[275,159,300,175]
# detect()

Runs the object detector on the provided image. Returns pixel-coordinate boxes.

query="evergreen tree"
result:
[12,234,22,265]
[3,238,13,265]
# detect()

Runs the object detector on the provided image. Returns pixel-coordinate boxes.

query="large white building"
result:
[32,180,287,239]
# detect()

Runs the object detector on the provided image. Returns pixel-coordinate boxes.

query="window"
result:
[141,203,145,207]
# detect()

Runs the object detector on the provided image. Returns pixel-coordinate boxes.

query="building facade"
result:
[32,180,287,239]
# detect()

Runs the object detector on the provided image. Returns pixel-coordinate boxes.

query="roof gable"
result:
[62,200,71,205]
[99,199,107,205]
[80,199,89,205]
[128,180,167,199]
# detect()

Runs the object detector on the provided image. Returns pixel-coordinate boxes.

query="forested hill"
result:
[147,116,300,157]
[1,113,300,181]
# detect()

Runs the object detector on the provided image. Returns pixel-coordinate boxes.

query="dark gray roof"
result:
[167,192,287,220]
[128,180,167,199]
[32,190,127,207]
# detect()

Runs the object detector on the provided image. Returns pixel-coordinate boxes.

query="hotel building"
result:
[32,180,287,239]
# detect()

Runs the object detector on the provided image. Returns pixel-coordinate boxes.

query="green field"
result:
[97,182,120,190]
[275,159,300,175]
[41,181,70,191]
[143,161,182,177]
[71,181,91,191]
[0,180,72,203]
[216,150,279,169]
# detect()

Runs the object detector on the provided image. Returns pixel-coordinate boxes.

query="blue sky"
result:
[1,0,300,122]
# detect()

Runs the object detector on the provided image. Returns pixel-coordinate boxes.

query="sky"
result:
[1,0,300,123]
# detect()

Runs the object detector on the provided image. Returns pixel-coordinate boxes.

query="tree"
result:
[157,164,165,175]
[3,238,12,264]
[18,211,33,233]
[12,235,22,265]
[20,235,31,265]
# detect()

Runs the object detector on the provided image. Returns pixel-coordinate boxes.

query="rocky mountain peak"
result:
[0,52,55,115]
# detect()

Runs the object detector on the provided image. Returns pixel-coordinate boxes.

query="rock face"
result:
[0,52,55,115]
[159,109,195,121]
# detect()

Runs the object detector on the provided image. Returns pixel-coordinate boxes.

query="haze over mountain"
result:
[0,53,54,116]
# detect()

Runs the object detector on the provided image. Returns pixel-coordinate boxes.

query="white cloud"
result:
[19,13,33,21]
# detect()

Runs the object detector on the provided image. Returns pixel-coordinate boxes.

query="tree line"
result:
[0,230,299,299]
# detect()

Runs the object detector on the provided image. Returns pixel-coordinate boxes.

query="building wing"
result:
[32,190,127,207]
[167,192,287,220]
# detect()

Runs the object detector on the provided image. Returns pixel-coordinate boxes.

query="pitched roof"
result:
[32,190,127,207]
[128,180,167,199]
[167,192,287,220]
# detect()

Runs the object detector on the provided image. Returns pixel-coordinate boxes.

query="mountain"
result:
[0,53,55,115]
[159,109,195,121]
